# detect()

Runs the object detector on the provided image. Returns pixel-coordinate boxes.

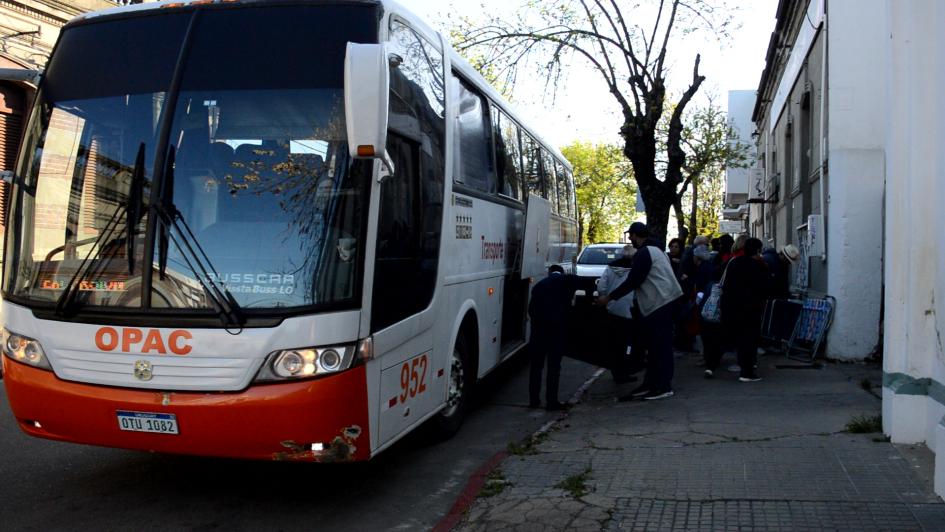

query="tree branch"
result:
[578,0,619,89]
[655,0,680,76]
[462,29,634,114]
[645,0,666,68]
[664,54,706,187]
[592,0,635,78]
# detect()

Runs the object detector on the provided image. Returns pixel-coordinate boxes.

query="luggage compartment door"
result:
[564,291,628,370]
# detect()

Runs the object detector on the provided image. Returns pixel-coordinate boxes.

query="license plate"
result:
[116,410,179,434]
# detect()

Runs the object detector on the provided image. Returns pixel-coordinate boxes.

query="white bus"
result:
[0,0,578,461]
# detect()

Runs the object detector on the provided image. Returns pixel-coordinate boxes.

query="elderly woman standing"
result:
[721,238,770,382]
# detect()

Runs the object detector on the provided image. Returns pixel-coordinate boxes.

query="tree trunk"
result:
[688,180,698,243]
[635,181,674,246]
[645,202,671,247]
[672,197,685,241]
[577,215,585,249]
[586,214,600,244]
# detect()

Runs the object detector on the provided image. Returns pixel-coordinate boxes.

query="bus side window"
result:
[493,108,523,201]
[373,19,446,333]
[540,150,558,214]
[566,168,577,219]
[453,76,496,194]
[521,134,542,198]
[373,133,422,331]
[554,160,570,217]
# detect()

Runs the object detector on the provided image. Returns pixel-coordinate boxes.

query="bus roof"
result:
[69,0,384,23]
[69,0,570,169]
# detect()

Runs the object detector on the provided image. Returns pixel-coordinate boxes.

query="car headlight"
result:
[254,345,355,382]
[2,329,51,370]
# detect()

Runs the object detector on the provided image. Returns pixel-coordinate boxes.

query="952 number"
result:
[399,354,428,404]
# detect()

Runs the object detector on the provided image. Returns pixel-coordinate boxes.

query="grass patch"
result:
[507,432,549,456]
[846,414,883,433]
[478,469,507,498]
[555,467,592,498]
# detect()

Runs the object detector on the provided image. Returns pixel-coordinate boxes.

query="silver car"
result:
[574,243,627,281]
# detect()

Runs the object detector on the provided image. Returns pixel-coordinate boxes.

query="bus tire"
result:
[429,332,473,438]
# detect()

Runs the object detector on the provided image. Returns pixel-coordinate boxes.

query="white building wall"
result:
[882,0,945,498]
[823,0,885,360]
[725,90,754,205]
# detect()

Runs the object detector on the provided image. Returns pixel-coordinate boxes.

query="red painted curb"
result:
[431,450,509,532]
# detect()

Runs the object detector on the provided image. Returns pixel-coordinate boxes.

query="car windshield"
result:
[577,247,624,265]
[2,4,378,312]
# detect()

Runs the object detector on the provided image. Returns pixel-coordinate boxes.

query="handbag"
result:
[700,262,731,323]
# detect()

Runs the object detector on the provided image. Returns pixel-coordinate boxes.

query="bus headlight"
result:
[254,345,355,382]
[2,329,52,370]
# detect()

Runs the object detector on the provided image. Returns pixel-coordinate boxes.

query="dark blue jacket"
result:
[761,248,791,299]
[528,273,580,327]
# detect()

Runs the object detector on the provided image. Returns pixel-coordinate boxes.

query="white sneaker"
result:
[643,389,675,400]
[738,375,762,382]
[704,369,714,379]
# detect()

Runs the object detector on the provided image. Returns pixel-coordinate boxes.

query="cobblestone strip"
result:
[605,499,945,532]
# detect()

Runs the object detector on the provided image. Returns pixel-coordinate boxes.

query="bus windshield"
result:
[3,4,378,314]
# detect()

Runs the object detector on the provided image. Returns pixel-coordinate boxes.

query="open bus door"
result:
[520,194,550,280]
[520,194,623,370]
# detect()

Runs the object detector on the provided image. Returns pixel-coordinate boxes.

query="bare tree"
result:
[452,0,736,243]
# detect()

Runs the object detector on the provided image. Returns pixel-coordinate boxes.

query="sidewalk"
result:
[454,352,945,531]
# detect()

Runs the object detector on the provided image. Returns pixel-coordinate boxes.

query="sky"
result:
[395,0,778,149]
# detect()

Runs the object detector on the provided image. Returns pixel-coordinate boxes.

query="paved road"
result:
[0,355,599,531]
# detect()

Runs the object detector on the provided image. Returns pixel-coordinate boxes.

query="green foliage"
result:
[507,431,550,456]
[555,467,592,498]
[562,142,637,244]
[478,469,508,498]
[846,415,883,434]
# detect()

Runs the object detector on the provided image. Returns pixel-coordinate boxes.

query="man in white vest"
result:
[597,222,683,400]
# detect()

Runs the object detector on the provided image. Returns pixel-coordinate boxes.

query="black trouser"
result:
[735,313,761,377]
[606,314,634,378]
[673,295,693,350]
[529,321,565,404]
[733,311,763,378]
[700,319,724,371]
[640,302,675,392]
[628,307,646,371]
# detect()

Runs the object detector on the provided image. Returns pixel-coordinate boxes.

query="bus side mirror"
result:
[344,42,394,178]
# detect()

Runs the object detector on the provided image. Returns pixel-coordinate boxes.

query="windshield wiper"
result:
[154,148,244,331]
[56,143,147,317]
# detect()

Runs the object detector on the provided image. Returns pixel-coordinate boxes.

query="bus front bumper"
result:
[1,358,371,462]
